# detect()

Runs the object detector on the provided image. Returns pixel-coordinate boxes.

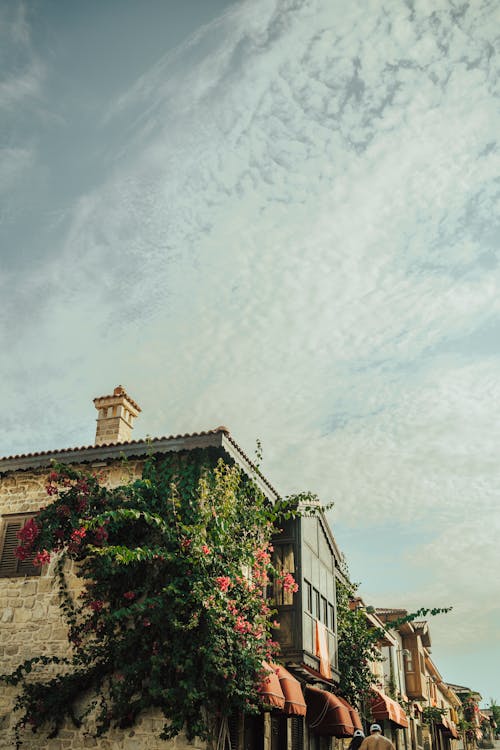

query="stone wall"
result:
[0,461,204,750]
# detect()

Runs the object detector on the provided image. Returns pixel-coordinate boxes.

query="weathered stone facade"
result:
[0,461,204,750]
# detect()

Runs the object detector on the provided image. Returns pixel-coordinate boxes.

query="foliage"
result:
[336,581,452,711]
[336,581,384,707]
[2,451,319,746]
[489,699,500,725]
[422,706,448,725]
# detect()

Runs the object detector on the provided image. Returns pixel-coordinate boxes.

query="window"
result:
[272,543,296,605]
[305,580,313,613]
[313,589,320,620]
[321,596,328,625]
[404,650,414,672]
[328,603,335,632]
[0,515,41,578]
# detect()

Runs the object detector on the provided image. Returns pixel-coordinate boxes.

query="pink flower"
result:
[70,527,86,542]
[282,572,299,594]
[17,518,39,545]
[215,576,231,592]
[234,616,252,634]
[123,591,136,601]
[89,600,104,612]
[33,550,51,567]
[201,544,211,555]
[142,618,151,627]
[180,538,191,550]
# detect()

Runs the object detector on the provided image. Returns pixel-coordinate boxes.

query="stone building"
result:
[0,387,357,750]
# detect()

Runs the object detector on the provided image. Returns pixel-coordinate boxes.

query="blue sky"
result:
[1,0,499,704]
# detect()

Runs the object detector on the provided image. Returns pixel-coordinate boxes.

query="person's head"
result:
[354,730,365,738]
[370,724,382,735]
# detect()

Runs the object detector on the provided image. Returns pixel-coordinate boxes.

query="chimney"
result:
[93,385,141,446]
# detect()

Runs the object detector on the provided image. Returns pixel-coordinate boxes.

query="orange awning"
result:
[259,662,285,710]
[270,664,307,716]
[337,694,364,732]
[306,685,355,737]
[371,689,408,728]
[439,718,459,739]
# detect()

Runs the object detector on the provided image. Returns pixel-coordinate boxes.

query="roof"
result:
[0,428,279,502]
[375,608,408,616]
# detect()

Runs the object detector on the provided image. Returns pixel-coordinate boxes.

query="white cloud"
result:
[1,0,499,696]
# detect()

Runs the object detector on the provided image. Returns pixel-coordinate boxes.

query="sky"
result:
[1,0,499,705]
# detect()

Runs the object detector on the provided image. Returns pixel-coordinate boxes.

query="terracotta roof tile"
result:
[0,426,279,499]
[0,427,228,463]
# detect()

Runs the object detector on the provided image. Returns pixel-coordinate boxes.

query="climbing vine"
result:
[336,580,452,711]
[2,450,317,746]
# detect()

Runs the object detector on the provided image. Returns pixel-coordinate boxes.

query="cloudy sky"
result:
[1,0,499,704]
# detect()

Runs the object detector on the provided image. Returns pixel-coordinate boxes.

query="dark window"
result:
[328,604,335,632]
[272,543,296,606]
[321,597,328,625]
[313,589,320,620]
[305,580,313,613]
[271,714,287,750]
[0,515,41,578]
[244,714,264,750]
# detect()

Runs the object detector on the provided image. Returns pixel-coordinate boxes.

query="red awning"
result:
[259,662,285,710]
[270,664,307,716]
[438,719,459,740]
[305,686,355,737]
[371,689,409,728]
[337,694,364,732]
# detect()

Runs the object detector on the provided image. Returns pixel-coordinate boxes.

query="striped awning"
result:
[371,689,409,728]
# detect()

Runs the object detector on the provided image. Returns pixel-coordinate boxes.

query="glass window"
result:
[321,596,328,625]
[328,603,335,632]
[313,589,320,619]
[305,580,312,613]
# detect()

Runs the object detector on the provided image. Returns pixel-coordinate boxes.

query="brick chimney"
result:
[93,385,141,446]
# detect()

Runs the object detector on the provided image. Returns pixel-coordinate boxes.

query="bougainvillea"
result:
[2,450,316,746]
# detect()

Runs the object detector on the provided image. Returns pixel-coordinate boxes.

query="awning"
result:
[438,719,459,739]
[270,664,307,716]
[337,694,364,731]
[305,685,355,737]
[371,689,409,728]
[259,661,285,710]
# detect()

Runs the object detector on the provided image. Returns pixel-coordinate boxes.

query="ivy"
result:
[2,450,315,746]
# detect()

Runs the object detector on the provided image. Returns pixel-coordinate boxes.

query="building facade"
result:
[0,387,357,750]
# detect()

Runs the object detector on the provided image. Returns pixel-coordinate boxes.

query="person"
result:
[348,729,366,750]
[358,724,396,750]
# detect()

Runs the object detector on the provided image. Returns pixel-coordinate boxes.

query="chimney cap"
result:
[93,386,142,413]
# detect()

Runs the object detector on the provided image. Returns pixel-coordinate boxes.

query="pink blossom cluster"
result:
[281,572,299,594]
[215,576,231,592]
[14,518,40,560]
[32,549,51,567]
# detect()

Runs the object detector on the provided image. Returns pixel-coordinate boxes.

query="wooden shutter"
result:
[0,517,41,577]
[291,716,304,750]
